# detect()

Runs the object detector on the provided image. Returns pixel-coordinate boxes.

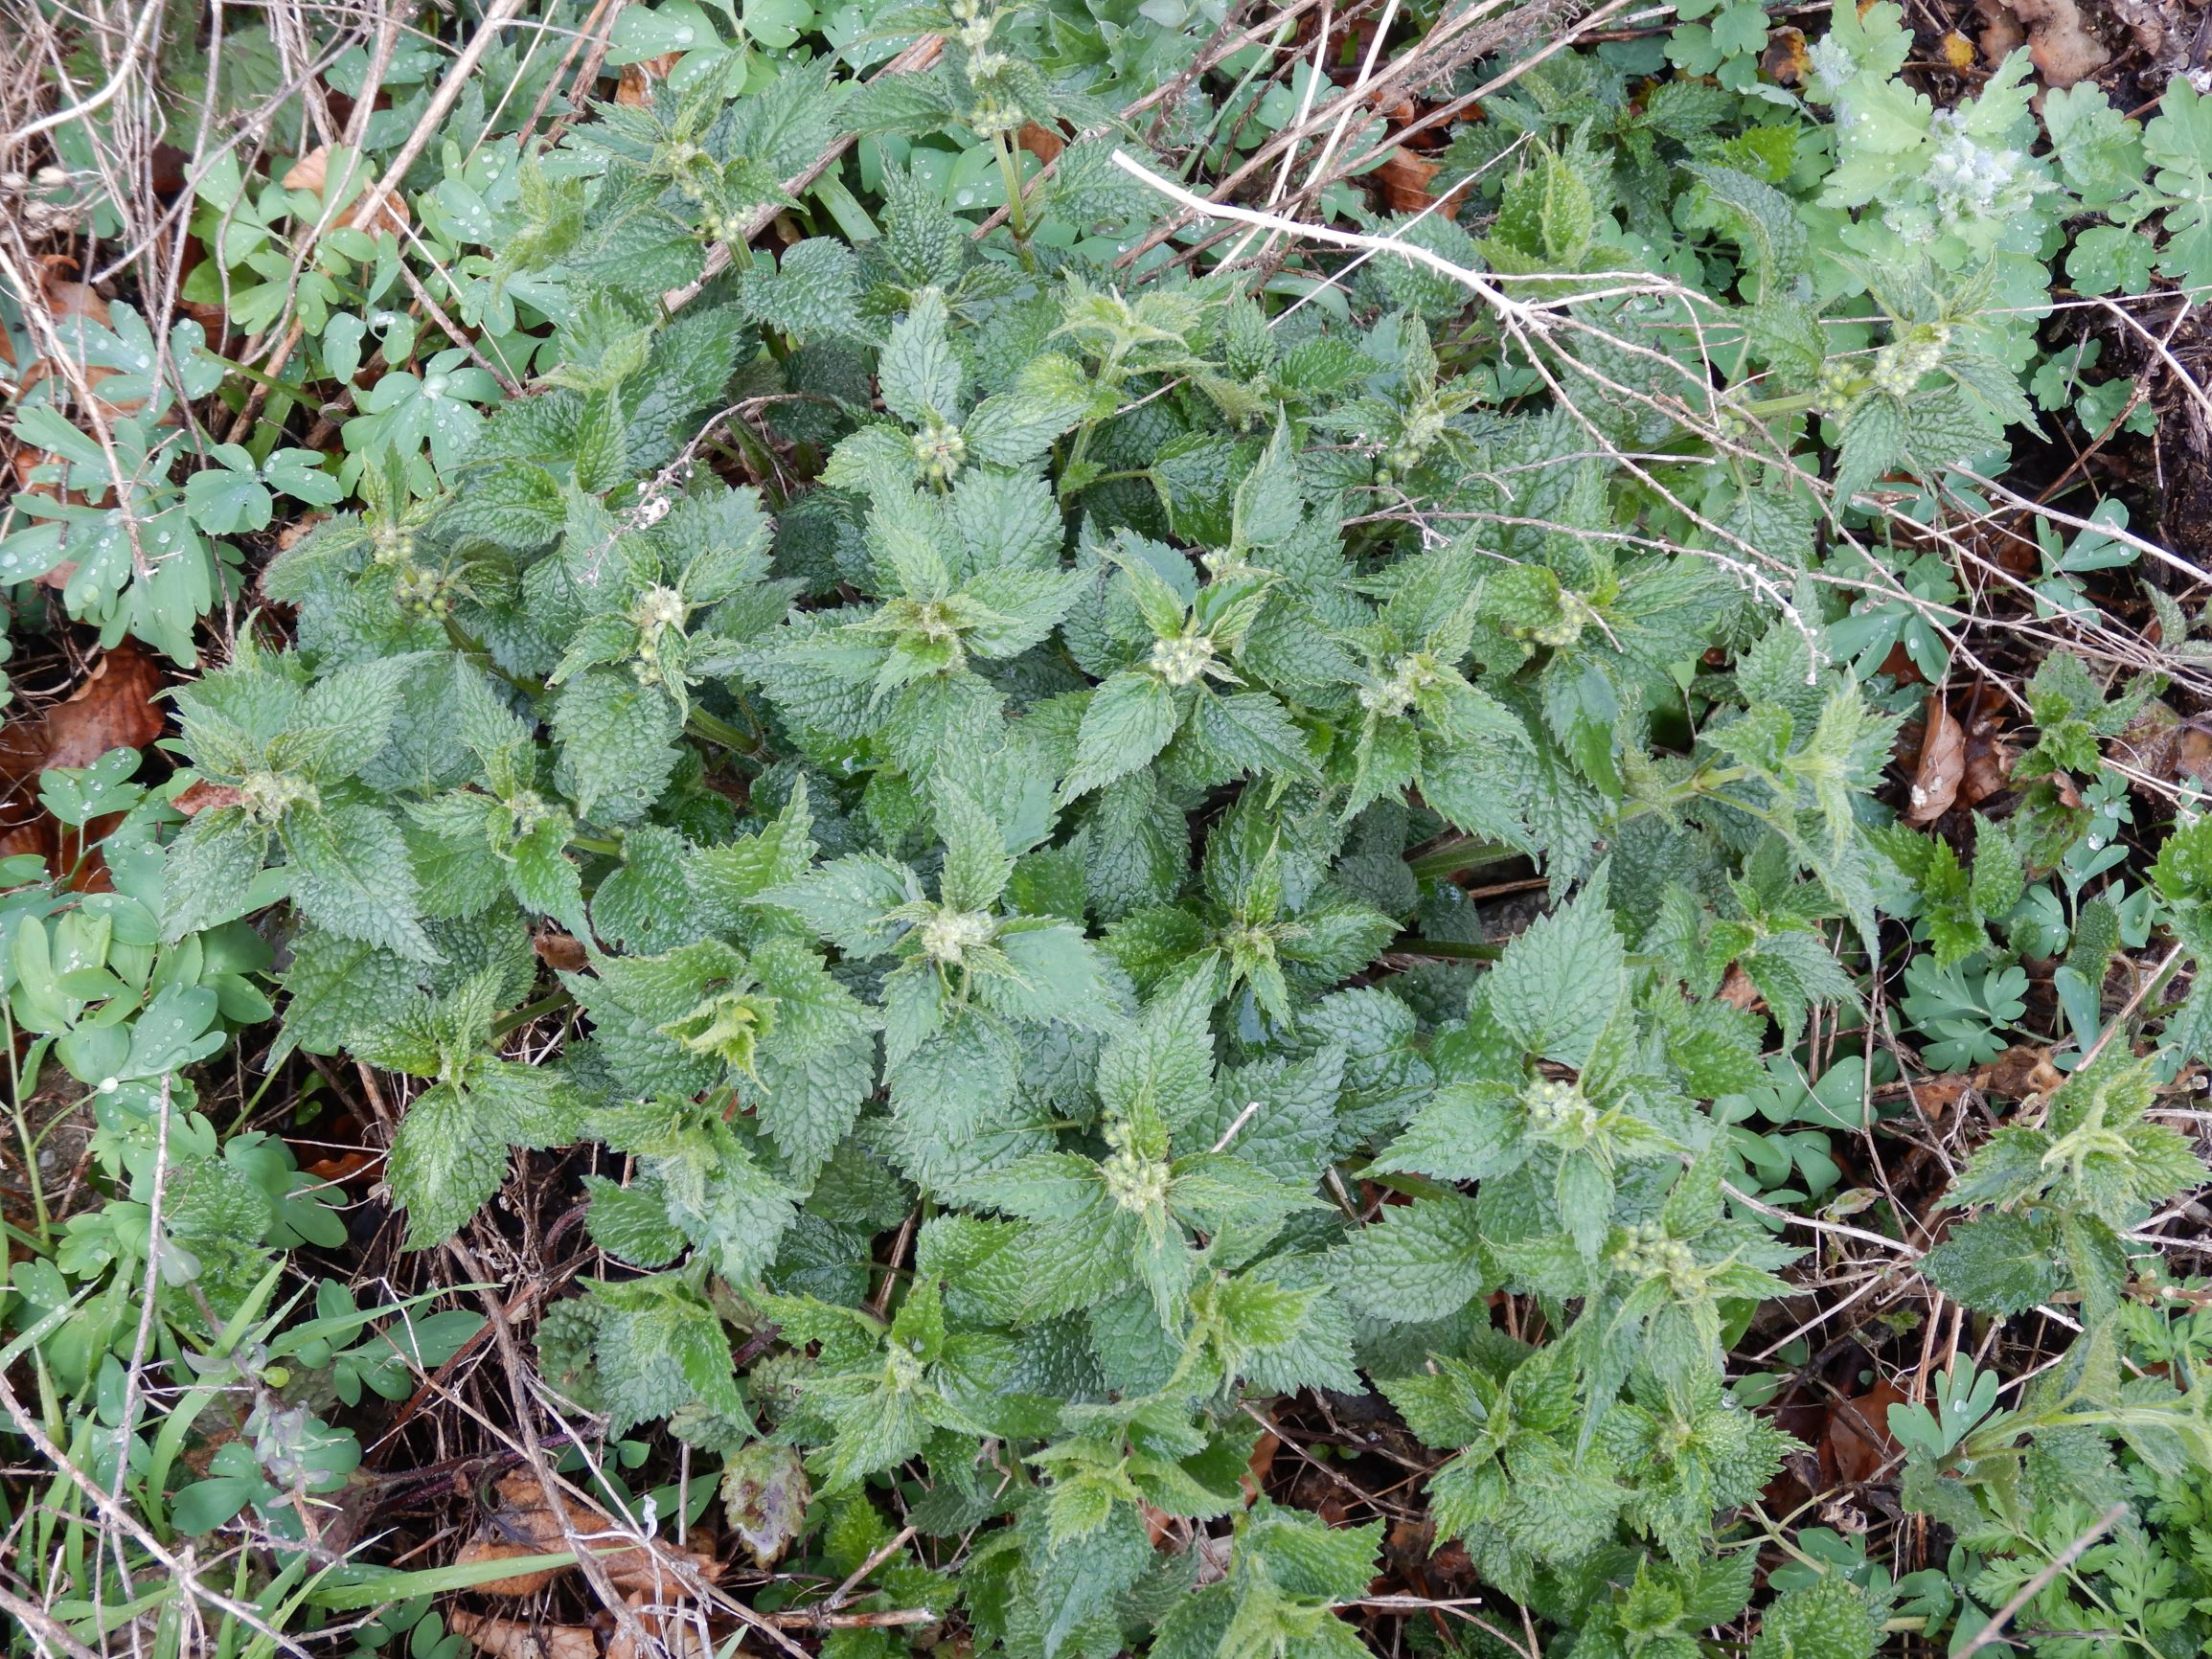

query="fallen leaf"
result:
[276,512,328,552]
[1982,1042,2062,1100]
[616,53,681,105]
[283,148,330,193]
[284,147,412,236]
[1960,715,2016,809]
[0,644,167,799]
[448,1613,598,1659]
[0,821,57,867]
[1875,638,1925,688]
[1823,1377,1905,1485]
[1762,26,1811,84]
[450,1540,568,1599]
[1906,693,1965,823]
[1938,28,1977,67]
[175,779,243,816]
[43,643,168,772]
[2001,0,2109,86]
[1243,1423,1280,1499]
[534,929,589,972]
[2178,724,2212,789]
[458,1473,722,1598]
[1017,120,1065,165]
[17,256,150,420]
[301,1149,378,1184]
[718,1442,809,1567]
[1908,1072,1973,1120]
[606,1594,716,1659]
[1377,148,1446,216]
[1717,962,1766,1012]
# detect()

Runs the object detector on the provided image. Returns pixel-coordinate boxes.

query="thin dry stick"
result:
[519,0,623,137]
[825,1523,918,1611]
[1957,1503,2129,1656]
[1721,1182,1925,1258]
[661,33,945,312]
[0,1366,314,1658]
[0,1582,105,1659]
[226,0,533,440]
[4,0,163,146]
[1106,149,1825,655]
[1113,0,1543,269]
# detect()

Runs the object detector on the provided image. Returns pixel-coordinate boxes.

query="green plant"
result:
[10,0,2212,1654]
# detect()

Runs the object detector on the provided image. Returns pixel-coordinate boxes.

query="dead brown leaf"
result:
[606,1594,716,1659]
[1762,26,1811,84]
[1243,1423,1280,1500]
[0,644,168,799]
[44,643,169,772]
[283,148,330,193]
[1823,1377,1905,1485]
[616,53,682,105]
[1960,715,2016,809]
[283,146,413,236]
[1017,120,1066,165]
[1907,1072,1973,1120]
[1906,693,1965,823]
[447,1613,598,1659]
[1717,963,1765,1012]
[1875,638,1925,688]
[718,1442,809,1567]
[175,779,242,816]
[2001,0,2109,85]
[457,1473,723,1600]
[17,256,152,420]
[2178,725,2212,790]
[534,929,589,972]
[1982,1041,2063,1100]
[451,1539,569,1599]
[276,512,329,552]
[1377,148,1443,216]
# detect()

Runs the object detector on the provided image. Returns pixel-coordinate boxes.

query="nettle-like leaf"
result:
[957,982,1321,1332]
[166,642,438,958]
[1105,794,1398,1028]
[828,287,1089,493]
[374,970,588,1248]
[1155,1499,1381,1659]
[744,486,1085,778]
[1331,538,1537,835]
[1378,897,1691,1261]
[1943,1051,2207,1317]
[117,32,2212,1652]
[756,777,1127,1137]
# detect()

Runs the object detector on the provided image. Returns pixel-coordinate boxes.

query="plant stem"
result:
[992,132,1037,271]
[1385,934,1503,961]
[492,989,575,1038]
[687,703,764,758]
[1403,836,1525,882]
